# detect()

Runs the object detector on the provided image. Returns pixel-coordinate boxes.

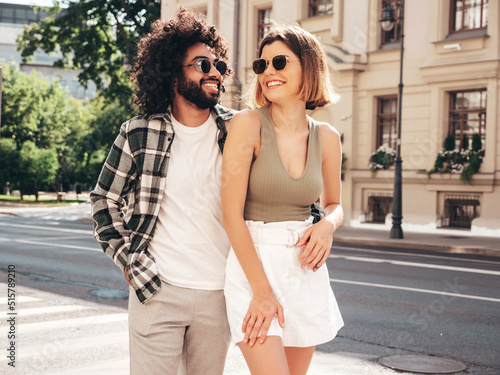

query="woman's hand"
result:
[297,218,335,272]
[242,291,284,346]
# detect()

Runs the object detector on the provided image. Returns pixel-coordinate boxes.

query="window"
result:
[449,90,486,150]
[366,193,393,223]
[443,194,480,229]
[376,96,398,150]
[257,8,272,47]
[450,0,488,33]
[0,4,46,25]
[381,0,402,45]
[309,0,333,17]
[0,6,15,23]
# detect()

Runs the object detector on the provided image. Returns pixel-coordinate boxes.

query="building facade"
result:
[160,0,500,234]
[0,2,96,99]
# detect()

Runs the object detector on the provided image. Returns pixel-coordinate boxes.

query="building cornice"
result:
[420,58,499,83]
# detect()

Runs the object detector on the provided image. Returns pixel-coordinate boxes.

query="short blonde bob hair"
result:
[250,24,338,110]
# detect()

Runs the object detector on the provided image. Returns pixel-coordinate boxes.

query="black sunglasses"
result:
[252,54,299,75]
[184,58,227,76]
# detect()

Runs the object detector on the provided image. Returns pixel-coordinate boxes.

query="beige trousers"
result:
[128,282,231,375]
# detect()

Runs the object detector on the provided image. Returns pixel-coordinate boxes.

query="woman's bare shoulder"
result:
[318,121,340,143]
[229,109,261,134]
[232,109,261,123]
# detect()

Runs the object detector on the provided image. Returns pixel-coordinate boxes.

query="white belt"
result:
[248,226,307,248]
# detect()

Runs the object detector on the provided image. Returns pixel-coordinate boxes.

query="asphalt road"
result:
[324,244,500,373]
[0,215,127,308]
[0,208,499,374]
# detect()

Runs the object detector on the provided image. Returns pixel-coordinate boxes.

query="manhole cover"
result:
[379,355,466,374]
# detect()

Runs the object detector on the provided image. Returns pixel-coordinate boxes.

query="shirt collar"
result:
[147,104,235,123]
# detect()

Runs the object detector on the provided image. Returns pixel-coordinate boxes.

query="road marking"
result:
[0,296,41,304]
[34,236,94,241]
[52,358,129,375]
[0,331,128,363]
[330,278,500,303]
[332,245,500,265]
[0,237,101,252]
[0,222,93,235]
[1,304,90,317]
[18,312,128,333]
[330,255,500,276]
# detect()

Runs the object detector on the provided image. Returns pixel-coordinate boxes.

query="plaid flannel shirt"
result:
[90,105,235,303]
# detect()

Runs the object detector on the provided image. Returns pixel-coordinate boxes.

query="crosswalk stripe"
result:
[0,222,93,235]
[51,358,129,375]
[1,304,90,317]
[0,296,41,304]
[0,236,100,252]
[19,312,128,334]
[0,331,128,363]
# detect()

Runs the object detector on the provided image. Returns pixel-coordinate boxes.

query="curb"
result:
[333,237,500,258]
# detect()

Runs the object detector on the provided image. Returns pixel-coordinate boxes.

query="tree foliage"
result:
[1,62,93,196]
[0,138,18,192]
[18,141,59,200]
[1,61,137,196]
[1,63,79,150]
[17,0,161,106]
[71,95,136,188]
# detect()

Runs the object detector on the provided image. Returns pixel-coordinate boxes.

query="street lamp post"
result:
[380,0,404,239]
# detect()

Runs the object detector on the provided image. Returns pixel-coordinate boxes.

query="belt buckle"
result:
[286,228,300,248]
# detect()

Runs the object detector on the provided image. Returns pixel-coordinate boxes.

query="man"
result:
[90,8,235,375]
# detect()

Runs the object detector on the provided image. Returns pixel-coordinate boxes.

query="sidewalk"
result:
[333,223,500,258]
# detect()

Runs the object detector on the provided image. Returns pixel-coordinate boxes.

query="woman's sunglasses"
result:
[184,58,227,76]
[252,54,299,75]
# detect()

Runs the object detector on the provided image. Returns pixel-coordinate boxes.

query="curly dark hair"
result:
[131,8,231,116]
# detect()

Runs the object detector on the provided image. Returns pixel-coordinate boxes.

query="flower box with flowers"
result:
[369,145,396,173]
[428,134,484,184]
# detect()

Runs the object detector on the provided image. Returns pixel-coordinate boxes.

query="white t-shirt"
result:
[148,113,230,290]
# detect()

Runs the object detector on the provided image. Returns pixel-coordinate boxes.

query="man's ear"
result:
[172,76,178,93]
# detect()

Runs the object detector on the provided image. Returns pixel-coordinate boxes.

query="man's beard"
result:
[176,74,220,109]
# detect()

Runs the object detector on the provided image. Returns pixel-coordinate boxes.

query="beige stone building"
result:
[160,0,500,235]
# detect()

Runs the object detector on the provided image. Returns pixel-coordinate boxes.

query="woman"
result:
[221,24,344,374]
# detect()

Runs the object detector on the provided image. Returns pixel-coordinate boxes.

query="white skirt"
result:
[224,217,344,347]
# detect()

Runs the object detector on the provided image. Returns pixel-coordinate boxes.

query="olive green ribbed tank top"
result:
[244,106,323,223]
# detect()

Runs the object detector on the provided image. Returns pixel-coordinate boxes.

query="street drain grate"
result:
[379,355,466,374]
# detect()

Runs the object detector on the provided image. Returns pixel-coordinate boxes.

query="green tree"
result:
[54,96,95,193]
[17,0,161,106]
[1,62,93,195]
[1,61,135,195]
[1,63,72,150]
[18,141,59,200]
[0,138,19,193]
[72,95,136,188]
